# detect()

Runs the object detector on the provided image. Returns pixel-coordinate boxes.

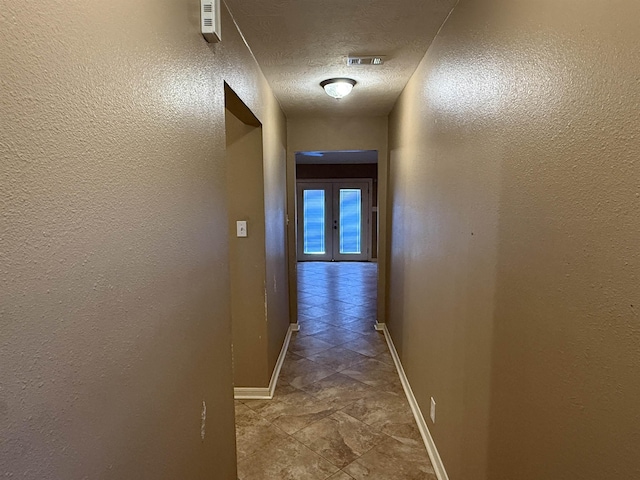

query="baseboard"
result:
[234,323,297,400]
[233,386,272,399]
[376,322,450,480]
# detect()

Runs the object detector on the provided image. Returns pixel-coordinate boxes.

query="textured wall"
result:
[388,0,640,479]
[261,93,290,379]
[225,110,269,387]
[287,117,389,323]
[0,1,287,478]
[225,98,289,388]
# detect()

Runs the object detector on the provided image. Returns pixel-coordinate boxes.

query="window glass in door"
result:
[303,189,326,255]
[297,181,370,262]
[339,189,362,255]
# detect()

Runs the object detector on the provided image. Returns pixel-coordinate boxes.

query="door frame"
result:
[296,178,373,262]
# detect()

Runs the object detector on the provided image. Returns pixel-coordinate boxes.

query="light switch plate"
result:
[236,221,247,237]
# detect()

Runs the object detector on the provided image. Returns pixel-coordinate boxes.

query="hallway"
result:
[4,0,639,477]
[235,262,435,479]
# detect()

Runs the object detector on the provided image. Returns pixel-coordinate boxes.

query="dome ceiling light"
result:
[320,78,357,99]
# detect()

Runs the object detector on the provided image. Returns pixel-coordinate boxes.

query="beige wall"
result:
[225,109,269,387]
[287,116,389,322]
[225,99,290,388]
[262,98,290,376]
[0,1,287,478]
[388,0,640,479]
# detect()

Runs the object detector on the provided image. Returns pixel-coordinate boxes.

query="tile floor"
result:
[235,262,436,480]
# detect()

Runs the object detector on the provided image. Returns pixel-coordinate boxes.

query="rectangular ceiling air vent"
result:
[347,56,385,66]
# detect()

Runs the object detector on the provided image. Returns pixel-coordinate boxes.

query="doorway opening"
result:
[224,84,268,391]
[294,149,379,335]
[297,179,372,261]
[295,150,378,263]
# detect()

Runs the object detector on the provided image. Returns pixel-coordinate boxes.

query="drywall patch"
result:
[201,401,207,440]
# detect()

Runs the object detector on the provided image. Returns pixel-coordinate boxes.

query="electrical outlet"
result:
[430,397,436,424]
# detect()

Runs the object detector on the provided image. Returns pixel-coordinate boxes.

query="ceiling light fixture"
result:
[320,78,357,99]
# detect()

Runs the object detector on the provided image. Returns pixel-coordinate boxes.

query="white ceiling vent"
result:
[347,56,385,66]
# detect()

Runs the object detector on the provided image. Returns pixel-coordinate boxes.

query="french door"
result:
[297,180,371,261]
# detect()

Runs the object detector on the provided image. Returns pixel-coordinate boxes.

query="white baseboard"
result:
[234,323,297,400]
[232,386,272,400]
[376,322,450,480]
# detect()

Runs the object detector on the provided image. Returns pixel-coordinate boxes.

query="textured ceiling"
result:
[225,0,458,117]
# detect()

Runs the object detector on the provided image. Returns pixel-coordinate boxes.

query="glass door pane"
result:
[332,181,370,261]
[339,189,362,254]
[297,183,332,261]
[303,190,326,255]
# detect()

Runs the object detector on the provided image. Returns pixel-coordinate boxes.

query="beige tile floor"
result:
[236,262,436,480]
